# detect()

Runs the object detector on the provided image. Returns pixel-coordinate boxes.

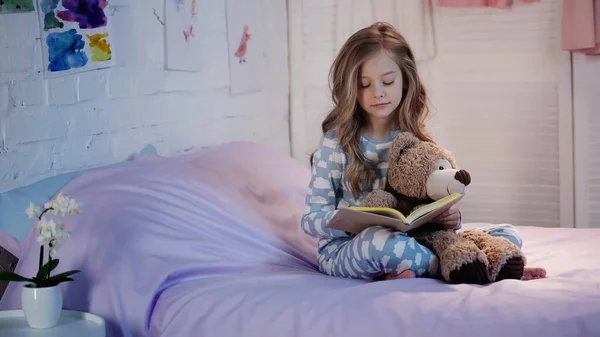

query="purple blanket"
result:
[1,141,599,337]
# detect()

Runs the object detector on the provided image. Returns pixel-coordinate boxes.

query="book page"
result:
[346,207,406,221]
[327,208,411,233]
[403,198,462,229]
[326,193,464,234]
[405,193,463,223]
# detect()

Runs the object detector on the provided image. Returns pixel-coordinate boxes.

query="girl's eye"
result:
[359,83,370,89]
[383,81,394,86]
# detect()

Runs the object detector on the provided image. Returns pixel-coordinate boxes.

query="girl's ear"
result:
[389,132,419,164]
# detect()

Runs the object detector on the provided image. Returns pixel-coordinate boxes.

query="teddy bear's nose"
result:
[455,169,471,186]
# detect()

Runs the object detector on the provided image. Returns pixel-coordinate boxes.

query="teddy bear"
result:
[361,131,526,285]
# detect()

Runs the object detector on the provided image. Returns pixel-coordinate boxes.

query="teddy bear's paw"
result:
[495,256,525,281]
[439,239,490,285]
[361,190,398,208]
[449,260,490,285]
[488,241,526,282]
[460,231,526,282]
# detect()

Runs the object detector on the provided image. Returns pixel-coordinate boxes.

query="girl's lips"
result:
[371,102,390,110]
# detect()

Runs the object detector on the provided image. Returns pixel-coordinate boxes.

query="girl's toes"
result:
[522,267,547,280]
[384,270,416,280]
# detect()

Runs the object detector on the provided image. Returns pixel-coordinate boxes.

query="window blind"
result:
[431,0,571,227]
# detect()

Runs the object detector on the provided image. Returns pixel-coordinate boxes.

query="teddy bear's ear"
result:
[389,132,420,163]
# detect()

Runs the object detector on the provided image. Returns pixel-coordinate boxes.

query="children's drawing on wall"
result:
[165,0,229,73]
[225,0,264,95]
[182,0,196,42]
[165,0,203,71]
[0,0,34,13]
[233,25,250,63]
[37,0,115,79]
[169,0,197,42]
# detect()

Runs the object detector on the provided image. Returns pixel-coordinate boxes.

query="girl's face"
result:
[357,51,404,124]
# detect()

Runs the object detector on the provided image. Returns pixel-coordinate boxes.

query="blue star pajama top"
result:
[301,129,524,280]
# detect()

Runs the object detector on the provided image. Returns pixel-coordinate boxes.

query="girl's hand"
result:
[432,206,461,230]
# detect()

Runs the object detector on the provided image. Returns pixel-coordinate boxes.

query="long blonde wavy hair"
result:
[310,22,434,194]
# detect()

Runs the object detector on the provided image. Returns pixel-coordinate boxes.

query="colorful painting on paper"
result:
[37,0,115,78]
[225,0,265,95]
[0,0,34,13]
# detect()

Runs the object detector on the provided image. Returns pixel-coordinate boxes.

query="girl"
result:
[301,22,546,282]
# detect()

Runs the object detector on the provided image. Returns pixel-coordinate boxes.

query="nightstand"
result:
[0,310,105,336]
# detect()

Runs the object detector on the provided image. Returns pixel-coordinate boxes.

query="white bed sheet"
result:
[149,223,600,337]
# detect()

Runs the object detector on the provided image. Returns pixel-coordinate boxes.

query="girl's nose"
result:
[374,85,385,98]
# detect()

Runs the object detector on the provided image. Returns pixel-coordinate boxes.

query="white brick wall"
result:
[0,0,290,192]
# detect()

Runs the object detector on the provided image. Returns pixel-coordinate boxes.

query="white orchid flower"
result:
[36,218,55,245]
[29,193,80,260]
[45,193,81,216]
[19,194,81,287]
[25,202,42,219]
[67,198,81,215]
[48,244,58,258]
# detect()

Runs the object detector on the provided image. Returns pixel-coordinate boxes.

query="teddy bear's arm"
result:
[361,190,398,209]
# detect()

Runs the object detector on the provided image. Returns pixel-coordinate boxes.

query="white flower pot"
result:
[21,284,63,329]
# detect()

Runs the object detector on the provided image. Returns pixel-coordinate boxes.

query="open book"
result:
[327,192,463,234]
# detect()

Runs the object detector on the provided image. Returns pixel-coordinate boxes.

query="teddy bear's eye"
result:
[436,159,452,171]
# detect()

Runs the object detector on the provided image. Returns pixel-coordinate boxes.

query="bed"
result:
[0,141,599,337]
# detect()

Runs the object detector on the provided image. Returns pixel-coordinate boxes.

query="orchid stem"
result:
[38,245,43,277]
[36,207,52,283]
[48,241,53,280]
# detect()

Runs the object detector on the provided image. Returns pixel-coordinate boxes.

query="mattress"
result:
[148,223,600,337]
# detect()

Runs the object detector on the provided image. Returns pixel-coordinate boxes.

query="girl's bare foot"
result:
[384,270,416,280]
[522,267,547,280]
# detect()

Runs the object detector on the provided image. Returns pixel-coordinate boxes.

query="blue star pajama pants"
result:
[317,224,523,280]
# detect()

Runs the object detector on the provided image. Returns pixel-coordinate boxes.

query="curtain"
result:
[435,0,539,8]
[561,0,600,55]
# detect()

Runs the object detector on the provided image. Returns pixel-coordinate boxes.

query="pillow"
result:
[0,230,19,258]
[0,242,18,301]
[0,144,158,242]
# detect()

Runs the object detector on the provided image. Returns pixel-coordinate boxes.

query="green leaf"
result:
[0,272,34,283]
[46,270,80,282]
[47,277,74,287]
[36,277,74,288]
[36,259,60,280]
